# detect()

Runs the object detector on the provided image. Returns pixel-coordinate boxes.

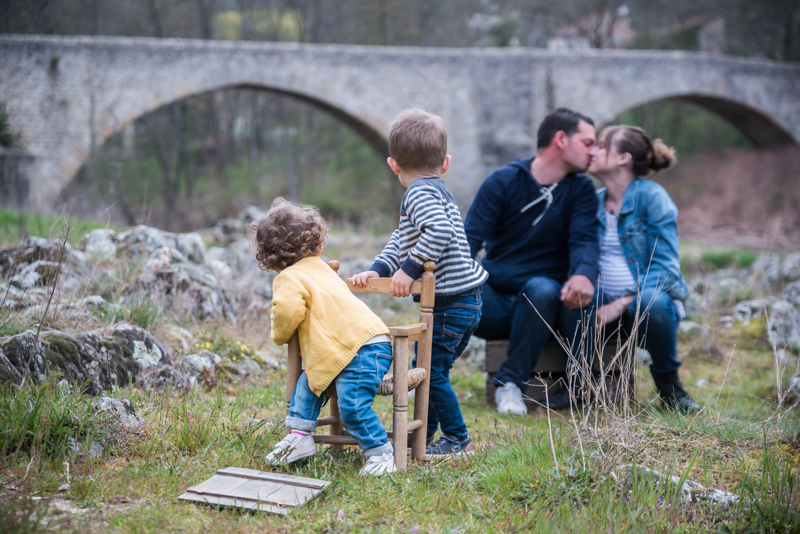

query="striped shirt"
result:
[598,211,636,300]
[370,177,488,307]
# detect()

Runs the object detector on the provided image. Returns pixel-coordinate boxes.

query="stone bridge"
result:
[1,35,799,211]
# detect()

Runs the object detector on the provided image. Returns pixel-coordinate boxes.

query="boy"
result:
[349,108,487,456]
[255,198,396,476]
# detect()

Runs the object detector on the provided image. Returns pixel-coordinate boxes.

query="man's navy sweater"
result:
[464,157,600,295]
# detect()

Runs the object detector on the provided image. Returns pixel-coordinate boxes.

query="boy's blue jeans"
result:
[415,288,482,441]
[285,342,393,457]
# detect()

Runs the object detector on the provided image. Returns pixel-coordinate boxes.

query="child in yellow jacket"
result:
[254,198,396,476]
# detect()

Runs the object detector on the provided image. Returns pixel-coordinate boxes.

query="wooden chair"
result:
[285,260,436,471]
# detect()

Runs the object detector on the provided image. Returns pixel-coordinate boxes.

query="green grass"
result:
[0,209,121,249]
[0,324,797,532]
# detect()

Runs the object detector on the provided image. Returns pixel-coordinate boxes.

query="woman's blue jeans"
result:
[600,288,681,373]
[285,342,393,457]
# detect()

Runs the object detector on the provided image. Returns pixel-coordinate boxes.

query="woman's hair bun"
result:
[649,138,677,171]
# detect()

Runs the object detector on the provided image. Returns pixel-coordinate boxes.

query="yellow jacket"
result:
[270,256,390,394]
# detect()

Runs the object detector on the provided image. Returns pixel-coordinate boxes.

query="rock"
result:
[212,218,247,245]
[181,350,223,375]
[461,337,486,370]
[116,225,205,264]
[130,246,236,321]
[79,229,117,262]
[112,323,172,369]
[230,355,266,377]
[718,315,735,329]
[767,301,800,351]
[254,350,281,369]
[163,325,195,353]
[775,349,796,367]
[750,253,782,286]
[0,237,86,281]
[678,320,709,338]
[782,282,800,310]
[695,378,710,387]
[782,252,800,282]
[92,396,139,429]
[68,436,104,459]
[618,464,739,508]
[10,260,61,288]
[786,375,800,401]
[732,299,772,323]
[0,348,22,384]
[635,347,652,366]
[239,205,266,226]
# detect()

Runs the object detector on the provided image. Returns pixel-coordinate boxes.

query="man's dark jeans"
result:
[474,276,588,392]
[414,289,482,441]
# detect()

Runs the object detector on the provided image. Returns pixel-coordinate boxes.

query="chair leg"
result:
[329,397,344,451]
[286,334,302,436]
[393,335,409,472]
[411,319,433,460]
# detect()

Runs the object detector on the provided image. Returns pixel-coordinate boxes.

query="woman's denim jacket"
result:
[596,178,689,300]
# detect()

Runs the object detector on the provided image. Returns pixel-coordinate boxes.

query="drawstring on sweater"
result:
[519,183,558,226]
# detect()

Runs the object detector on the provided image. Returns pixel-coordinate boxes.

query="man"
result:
[465,108,600,415]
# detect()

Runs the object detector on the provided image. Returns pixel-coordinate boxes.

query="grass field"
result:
[0,317,798,533]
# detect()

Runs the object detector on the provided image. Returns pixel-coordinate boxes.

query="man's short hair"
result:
[537,108,595,150]
[388,107,447,172]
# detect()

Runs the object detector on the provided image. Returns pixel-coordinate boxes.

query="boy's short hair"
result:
[537,107,595,150]
[388,107,447,172]
[253,198,327,271]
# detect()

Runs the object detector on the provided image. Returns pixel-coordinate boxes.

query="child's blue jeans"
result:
[285,342,393,457]
[416,288,482,441]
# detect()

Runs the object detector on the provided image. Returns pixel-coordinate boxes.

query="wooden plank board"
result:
[178,467,331,514]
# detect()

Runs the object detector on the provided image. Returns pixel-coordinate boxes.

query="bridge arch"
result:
[600,93,794,149]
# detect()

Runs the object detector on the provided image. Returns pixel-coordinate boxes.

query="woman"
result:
[589,125,700,412]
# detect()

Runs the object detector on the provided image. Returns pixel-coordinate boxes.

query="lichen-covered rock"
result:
[678,320,710,338]
[181,350,223,375]
[782,281,800,310]
[767,300,800,351]
[92,396,139,429]
[129,246,235,321]
[111,323,172,368]
[116,225,205,264]
[732,299,772,323]
[781,253,800,282]
[79,229,118,262]
[239,205,266,226]
[750,253,782,286]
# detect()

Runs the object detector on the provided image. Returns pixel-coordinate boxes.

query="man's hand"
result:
[560,274,595,310]
[347,270,380,287]
[390,269,414,297]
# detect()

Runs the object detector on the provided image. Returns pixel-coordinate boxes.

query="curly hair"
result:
[253,198,327,271]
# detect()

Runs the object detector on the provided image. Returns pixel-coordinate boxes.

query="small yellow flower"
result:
[232,357,237,361]
[205,342,211,348]
[242,345,248,351]
[195,343,199,348]
[101,313,105,317]
[236,341,240,345]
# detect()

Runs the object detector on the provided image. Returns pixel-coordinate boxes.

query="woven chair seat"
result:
[377,368,427,396]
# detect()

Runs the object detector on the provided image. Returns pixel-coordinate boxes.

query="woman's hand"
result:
[595,296,634,328]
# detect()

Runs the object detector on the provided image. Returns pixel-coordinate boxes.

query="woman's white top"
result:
[599,211,637,300]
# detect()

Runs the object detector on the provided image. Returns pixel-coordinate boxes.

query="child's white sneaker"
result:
[359,452,397,476]
[266,433,316,465]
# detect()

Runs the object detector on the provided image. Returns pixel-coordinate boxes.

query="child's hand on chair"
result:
[347,270,379,287]
[390,269,414,297]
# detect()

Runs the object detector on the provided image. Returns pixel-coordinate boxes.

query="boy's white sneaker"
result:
[266,433,316,465]
[495,383,528,416]
[359,452,397,476]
